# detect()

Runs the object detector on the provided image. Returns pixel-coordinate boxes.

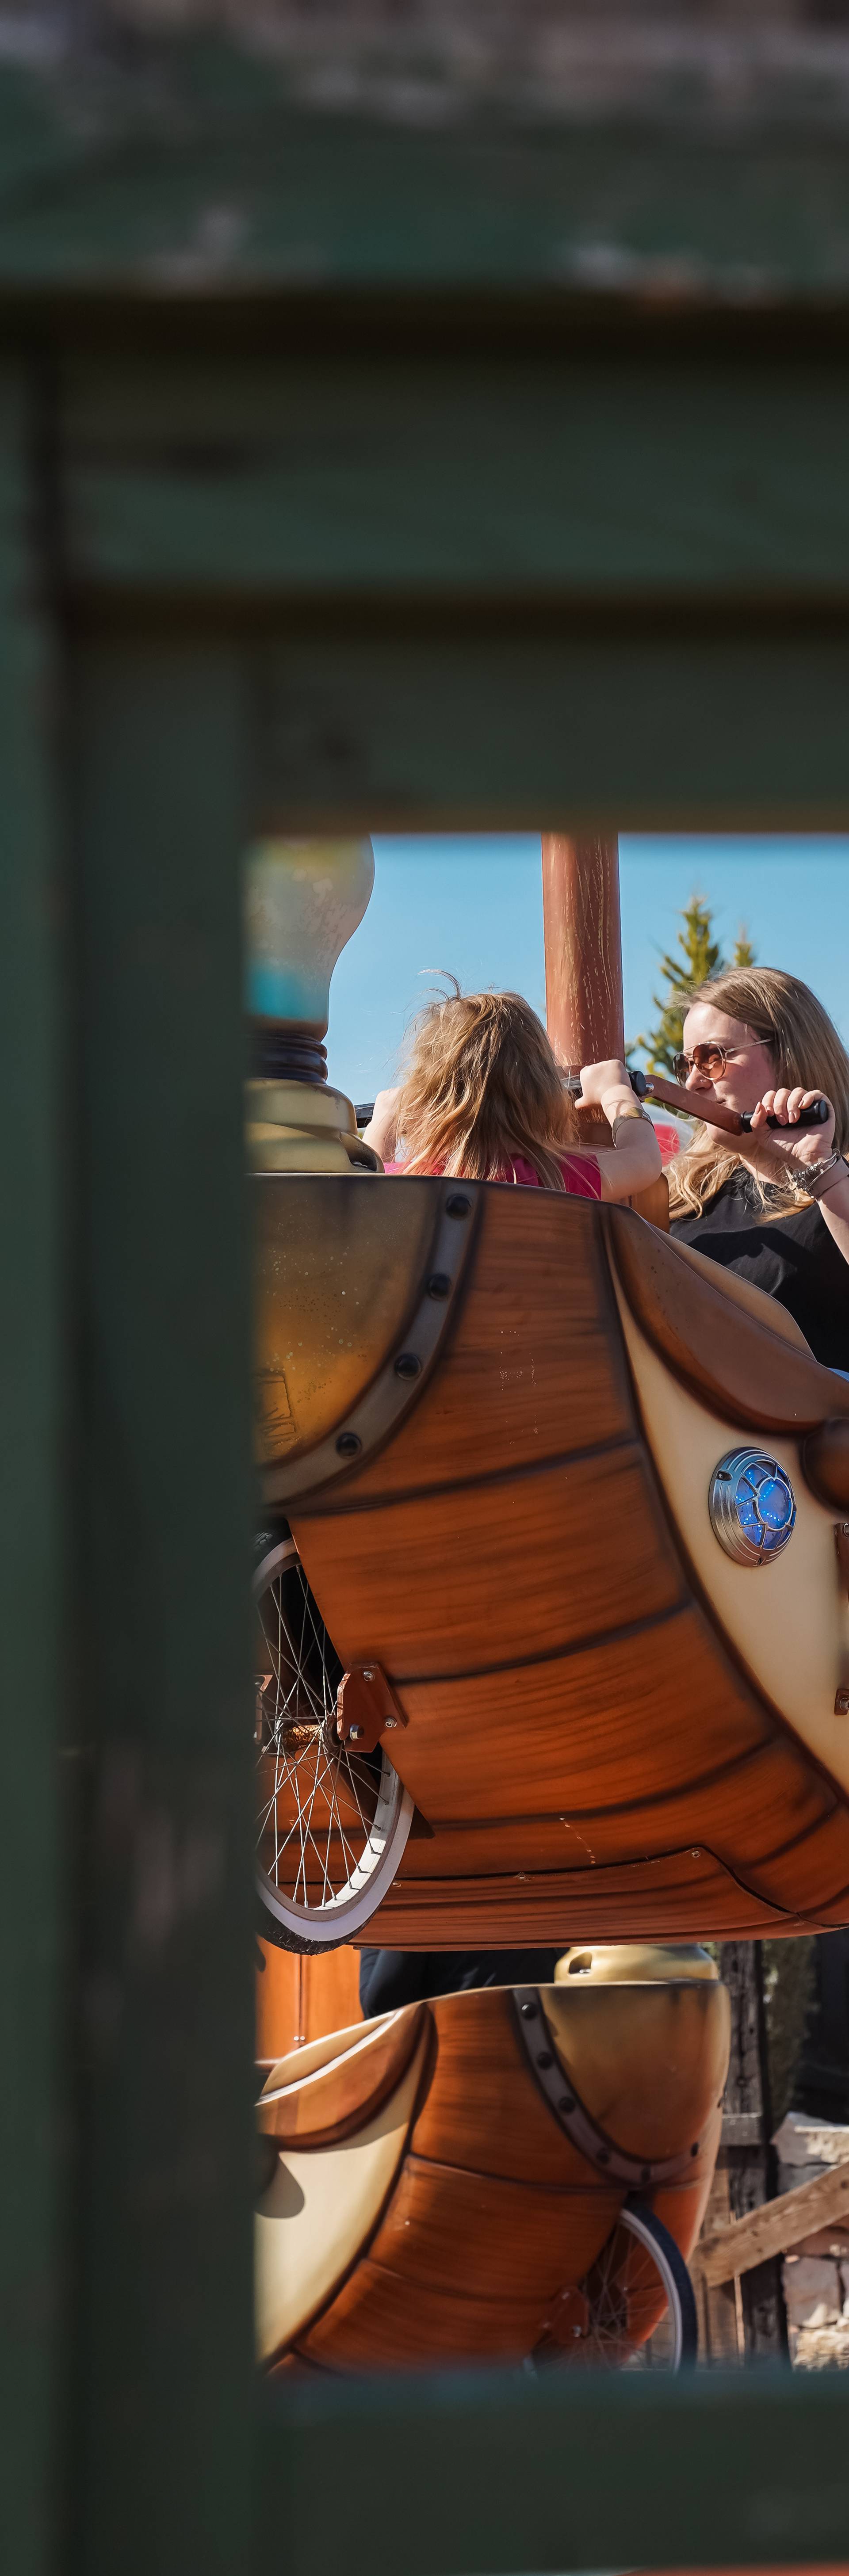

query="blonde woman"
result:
[668,966,849,1370]
[363,984,661,1201]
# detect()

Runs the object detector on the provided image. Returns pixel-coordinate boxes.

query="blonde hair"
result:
[395,981,579,1188]
[668,966,849,1220]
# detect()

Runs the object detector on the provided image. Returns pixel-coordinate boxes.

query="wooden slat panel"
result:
[389,1607,769,1822]
[0,359,65,2576]
[297,2256,557,2372]
[395,1738,831,1884]
[368,2153,620,2305]
[367,1844,786,1947]
[340,1189,632,1498]
[408,1988,588,2187]
[295,1444,682,1680]
[256,1945,362,2065]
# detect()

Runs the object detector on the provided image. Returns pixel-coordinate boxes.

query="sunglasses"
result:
[671,1038,771,1086]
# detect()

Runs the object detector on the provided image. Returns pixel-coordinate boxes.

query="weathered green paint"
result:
[4,36,849,295]
[260,2365,849,2576]
[60,354,849,599]
[0,357,65,2576]
[71,639,256,2576]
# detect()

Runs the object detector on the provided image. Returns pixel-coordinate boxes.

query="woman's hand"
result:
[748,1086,836,1170]
[361,1086,401,1163]
[578,1059,636,1120]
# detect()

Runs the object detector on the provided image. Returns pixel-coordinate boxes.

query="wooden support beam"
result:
[696,2159,849,2286]
[541,835,624,1071]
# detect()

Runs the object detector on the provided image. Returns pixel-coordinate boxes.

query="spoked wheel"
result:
[254,1534,413,1953]
[538,2198,698,2373]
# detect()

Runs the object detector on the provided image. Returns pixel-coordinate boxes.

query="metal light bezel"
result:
[708,1446,797,1568]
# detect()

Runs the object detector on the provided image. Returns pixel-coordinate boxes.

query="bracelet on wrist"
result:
[611,1107,647,1142]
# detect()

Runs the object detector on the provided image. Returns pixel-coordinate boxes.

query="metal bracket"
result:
[336,1663,408,1755]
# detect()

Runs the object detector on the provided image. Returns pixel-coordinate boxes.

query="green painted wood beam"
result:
[0,356,66,2576]
[70,637,257,2576]
[57,353,849,600]
[4,38,849,297]
[260,2365,849,2576]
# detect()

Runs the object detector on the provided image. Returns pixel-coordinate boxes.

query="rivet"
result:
[690,1848,701,1859]
[520,2001,537,2020]
[597,2149,610,2166]
[427,1272,451,1299]
[383,1717,397,1729]
[537,2051,553,2070]
[394,1351,421,1379]
[446,1193,471,1219]
[559,2096,575,2114]
[336,1431,361,1457]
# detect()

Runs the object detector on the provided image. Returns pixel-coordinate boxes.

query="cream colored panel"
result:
[615,1283,849,1798]
[255,2024,427,2361]
[258,2012,398,2103]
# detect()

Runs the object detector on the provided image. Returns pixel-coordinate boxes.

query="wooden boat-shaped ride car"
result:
[255,1946,730,2374]
[253,1172,849,1953]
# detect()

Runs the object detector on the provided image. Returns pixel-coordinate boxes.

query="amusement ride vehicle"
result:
[248,832,849,2372]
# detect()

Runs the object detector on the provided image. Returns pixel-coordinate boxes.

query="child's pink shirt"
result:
[385,1152,601,1198]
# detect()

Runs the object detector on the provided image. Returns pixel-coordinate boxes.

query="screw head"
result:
[597,2149,610,2166]
[383,1717,397,1729]
[427,1272,451,1300]
[520,2000,537,2020]
[446,1193,471,1219]
[536,2051,553,2070]
[336,1431,361,1458]
[559,2096,575,2114]
[394,1352,421,1379]
[362,1669,375,1681]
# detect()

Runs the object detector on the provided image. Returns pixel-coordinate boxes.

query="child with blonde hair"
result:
[364,981,660,1202]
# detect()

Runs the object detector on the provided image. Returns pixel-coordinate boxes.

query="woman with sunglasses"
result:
[667,966,849,1369]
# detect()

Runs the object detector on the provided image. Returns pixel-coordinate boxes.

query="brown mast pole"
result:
[541,834,624,1070]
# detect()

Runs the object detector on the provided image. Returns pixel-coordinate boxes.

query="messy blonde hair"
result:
[395,980,580,1188]
[668,966,849,1221]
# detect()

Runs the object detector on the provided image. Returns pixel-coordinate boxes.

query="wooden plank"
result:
[61,355,849,599]
[260,2367,849,2575]
[233,623,849,830]
[0,357,65,2576]
[9,39,849,296]
[71,640,256,2576]
[697,2159,849,2286]
[694,2153,745,2366]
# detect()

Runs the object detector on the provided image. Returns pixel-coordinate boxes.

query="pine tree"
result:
[631,893,755,1076]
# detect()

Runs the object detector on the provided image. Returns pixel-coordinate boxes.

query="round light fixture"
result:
[708,1448,796,1566]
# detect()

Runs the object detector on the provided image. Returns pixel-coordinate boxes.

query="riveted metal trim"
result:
[512,1988,708,2188]
[263,1181,482,1510]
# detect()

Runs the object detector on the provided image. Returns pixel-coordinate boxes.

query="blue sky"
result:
[328,836,849,1107]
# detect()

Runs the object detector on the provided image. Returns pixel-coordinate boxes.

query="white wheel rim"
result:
[254,1538,412,1944]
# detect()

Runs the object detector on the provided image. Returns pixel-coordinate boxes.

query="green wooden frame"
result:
[5,34,849,2576]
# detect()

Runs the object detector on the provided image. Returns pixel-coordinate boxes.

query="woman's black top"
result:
[359,1946,564,2018]
[669,1168,849,1371]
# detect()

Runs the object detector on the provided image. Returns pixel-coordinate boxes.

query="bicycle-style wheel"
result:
[539,2198,698,2372]
[254,1534,413,1954]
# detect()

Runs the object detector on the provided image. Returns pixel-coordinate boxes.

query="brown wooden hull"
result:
[257,1978,729,2374]
[263,1177,849,1944]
